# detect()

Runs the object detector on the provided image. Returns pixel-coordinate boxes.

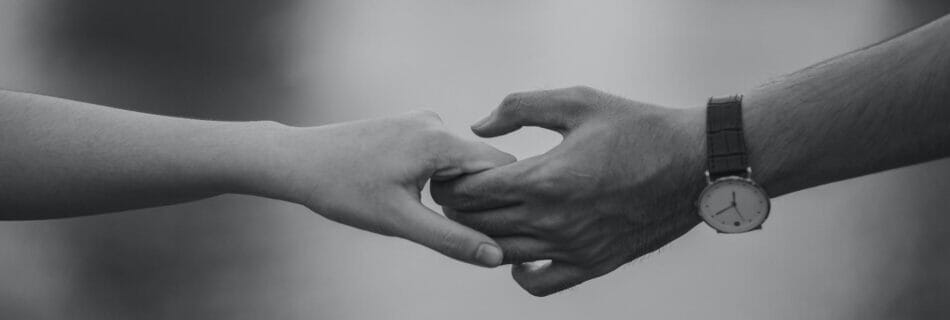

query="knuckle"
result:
[500,92,528,116]
[525,162,573,197]
[532,177,570,198]
[389,113,444,140]
[401,110,445,131]
[436,228,465,253]
[408,109,443,123]
[567,85,596,98]
[561,86,598,110]
[531,213,569,234]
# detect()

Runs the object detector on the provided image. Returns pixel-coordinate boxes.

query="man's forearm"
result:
[739,14,950,197]
[0,90,277,219]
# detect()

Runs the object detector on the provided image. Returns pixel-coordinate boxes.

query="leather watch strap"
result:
[706,95,748,180]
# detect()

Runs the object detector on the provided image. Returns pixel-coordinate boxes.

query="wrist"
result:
[670,106,711,202]
[212,120,297,200]
[617,105,705,259]
[621,105,706,236]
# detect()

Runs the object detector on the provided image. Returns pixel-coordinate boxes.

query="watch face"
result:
[697,177,770,233]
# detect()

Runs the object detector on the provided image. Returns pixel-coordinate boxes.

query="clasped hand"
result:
[432,86,707,296]
[270,87,706,297]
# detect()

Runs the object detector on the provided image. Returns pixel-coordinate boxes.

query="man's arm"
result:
[0,90,511,267]
[741,15,950,197]
[433,14,950,296]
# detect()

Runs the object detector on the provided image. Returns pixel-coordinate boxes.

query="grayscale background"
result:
[0,0,948,319]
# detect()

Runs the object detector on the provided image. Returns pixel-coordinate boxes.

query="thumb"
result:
[392,199,504,268]
[471,87,596,137]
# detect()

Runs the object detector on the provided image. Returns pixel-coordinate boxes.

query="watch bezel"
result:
[695,175,770,234]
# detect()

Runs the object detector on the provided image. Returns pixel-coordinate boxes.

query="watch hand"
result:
[732,191,736,203]
[712,205,733,217]
[733,206,747,221]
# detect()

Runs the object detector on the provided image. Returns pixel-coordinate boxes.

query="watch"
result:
[695,95,770,233]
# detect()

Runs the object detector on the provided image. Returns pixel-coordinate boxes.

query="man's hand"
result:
[251,111,515,268]
[431,86,707,295]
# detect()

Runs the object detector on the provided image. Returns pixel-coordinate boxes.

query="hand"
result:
[251,111,516,268]
[431,86,707,295]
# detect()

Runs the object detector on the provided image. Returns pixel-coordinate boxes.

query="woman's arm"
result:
[0,90,511,267]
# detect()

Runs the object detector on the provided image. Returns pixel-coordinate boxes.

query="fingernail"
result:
[471,115,492,130]
[475,243,503,267]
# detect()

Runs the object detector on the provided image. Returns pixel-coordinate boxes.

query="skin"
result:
[432,14,950,296]
[0,91,514,268]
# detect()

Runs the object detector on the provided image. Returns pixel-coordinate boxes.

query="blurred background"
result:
[0,0,949,319]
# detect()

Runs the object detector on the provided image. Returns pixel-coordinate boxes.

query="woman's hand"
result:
[248,111,515,267]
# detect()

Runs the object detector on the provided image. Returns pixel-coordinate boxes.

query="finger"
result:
[495,237,563,264]
[431,166,522,211]
[432,138,517,181]
[471,86,598,137]
[511,261,590,297]
[443,207,531,237]
[392,200,504,268]
[431,156,539,211]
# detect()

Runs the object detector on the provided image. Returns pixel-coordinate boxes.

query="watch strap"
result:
[706,95,748,180]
